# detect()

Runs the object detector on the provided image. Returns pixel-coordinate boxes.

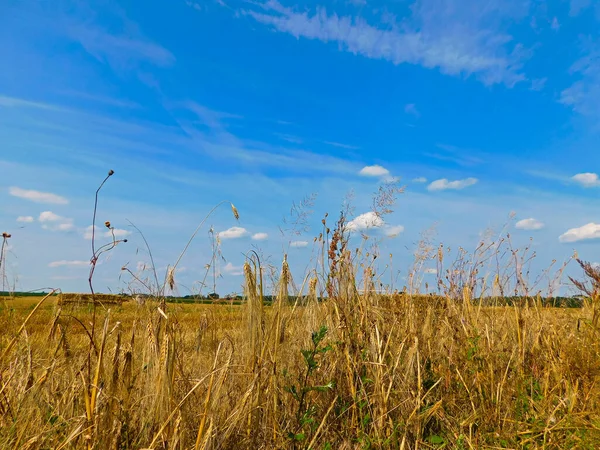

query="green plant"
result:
[284,325,335,445]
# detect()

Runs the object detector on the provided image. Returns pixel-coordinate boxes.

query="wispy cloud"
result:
[9,187,68,205]
[223,262,244,275]
[0,95,63,111]
[218,226,249,239]
[559,223,600,243]
[560,39,600,122]
[245,0,530,87]
[571,172,600,187]
[385,225,405,238]
[569,0,592,17]
[426,143,484,167]
[412,177,427,183]
[252,232,269,240]
[404,103,420,118]
[16,216,34,223]
[359,165,390,177]
[530,77,547,91]
[48,260,89,268]
[515,218,544,230]
[290,240,309,248]
[185,1,203,11]
[427,177,478,191]
[323,140,360,150]
[67,24,175,70]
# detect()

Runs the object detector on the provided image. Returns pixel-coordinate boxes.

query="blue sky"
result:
[1,0,600,296]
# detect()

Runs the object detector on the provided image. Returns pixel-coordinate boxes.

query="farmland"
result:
[1,271,600,449]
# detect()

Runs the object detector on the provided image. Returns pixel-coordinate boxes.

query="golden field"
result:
[1,284,599,449]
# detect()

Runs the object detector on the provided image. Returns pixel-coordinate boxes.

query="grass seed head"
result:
[231,203,240,220]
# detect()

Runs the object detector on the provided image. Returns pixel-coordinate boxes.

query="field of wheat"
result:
[1,253,600,449]
[2,174,600,449]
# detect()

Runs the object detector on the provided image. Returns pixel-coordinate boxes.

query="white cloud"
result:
[571,173,600,188]
[185,1,202,11]
[427,178,478,191]
[223,262,244,276]
[110,228,131,238]
[39,211,74,231]
[424,268,437,274]
[39,211,62,222]
[412,177,427,183]
[9,187,68,205]
[218,226,249,239]
[290,240,309,248]
[569,0,591,16]
[48,260,89,268]
[0,95,62,111]
[359,165,390,177]
[55,222,75,231]
[16,216,34,223]
[404,103,420,117]
[346,211,384,231]
[246,0,529,87]
[67,24,175,69]
[530,78,547,91]
[251,232,269,241]
[515,218,544,230]
[559,223,600,243]
[384,225,405,238]
[560,42,600,121]
[83,225,130,240]
[323,141,360,150]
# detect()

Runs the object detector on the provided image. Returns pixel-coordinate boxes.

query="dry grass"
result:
[1,271,599,449]
[1,174,599,449]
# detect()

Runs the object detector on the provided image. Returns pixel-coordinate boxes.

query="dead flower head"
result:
[2,232,11,239]
[166,267,176,291]
[105,221,111,229]
[108,169,115,176]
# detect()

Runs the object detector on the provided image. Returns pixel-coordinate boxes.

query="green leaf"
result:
[428,435,445,445]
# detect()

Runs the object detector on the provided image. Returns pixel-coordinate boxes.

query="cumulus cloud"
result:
[384,225,405,238]
[218,226,249,239]
[427,177,478,191]
[346,212,384,231]
[251,232,269,241]
[110,228,131,238]
[290,240,309,248]
[345,212,404,238]
[223,262,244,276]
[16,216,34,223]
[515,218,544,231]
[39,211,74,231]
[84,225,131,240]
[39,211,62,222]
[48,260,89,268]
[559,223,600,243]
[9,187,68,204]
[359,165,390,177]
[572,173,600,187]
